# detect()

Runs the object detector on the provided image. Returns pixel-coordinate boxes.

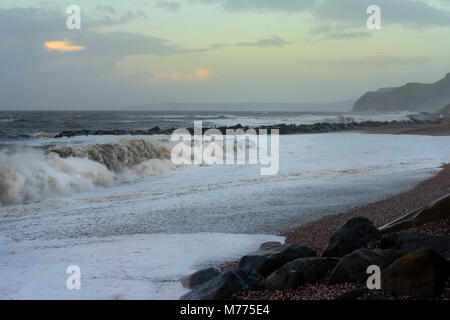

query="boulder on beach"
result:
[322,217,381,258]
[238,243,317,277]
[329,248,406,284]
[381,248,450,298]
[259,257,339,290]
[380,232,450,258]
[180,269,262,300]
[180,267,222,289]
[379,193,450,234]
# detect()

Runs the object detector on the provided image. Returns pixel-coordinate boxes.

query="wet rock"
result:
[258,241,283,250]
[180,269,262,300]
[180,267,222,289]
[380,232,450,258]
[329,249,405,284]
[381,248,450,298]
[322,217,381,258]
[260,257,339,289]
[238,243,317,277]
[379,194,450,233]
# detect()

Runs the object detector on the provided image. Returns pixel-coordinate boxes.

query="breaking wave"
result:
[50,139,174,173]
[0,137,254,206]
[0,149,114,206]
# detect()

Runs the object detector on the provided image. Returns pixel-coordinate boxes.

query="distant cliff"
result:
[439,104,450,114]
[353,73,450,112]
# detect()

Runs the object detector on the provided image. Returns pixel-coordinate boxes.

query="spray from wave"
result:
[0,137,253,206]
[0,139,176,205]
[0,149,114,206]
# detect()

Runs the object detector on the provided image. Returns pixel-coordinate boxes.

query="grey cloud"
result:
[322,32,372,40]
[155,1,182,12]
[95,5,117,15]
[192,0,450,28]
[0,7,185,109]
[236,35,290,47]
[74,32,181,56]
[88,8,149,26]
[314,0,450,27]
[190,0,316,12]
[0,7,181,57]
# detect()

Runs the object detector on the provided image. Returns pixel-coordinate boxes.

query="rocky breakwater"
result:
[52,116,441,139]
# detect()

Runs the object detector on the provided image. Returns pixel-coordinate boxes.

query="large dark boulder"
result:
[381,248,450,298]
[379,193,450,233]
[181,267,222,289]
[180,269,262,300]
[380,232,450,258]
[322,217,381,258]
[238,243,317,277]
[329,249,406,284]
[260,257,339,289]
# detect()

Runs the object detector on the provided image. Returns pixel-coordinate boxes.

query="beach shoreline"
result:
[282,163,450,250]
[214,126,450,300]
[228,163,450,300]
[357,118,450,136]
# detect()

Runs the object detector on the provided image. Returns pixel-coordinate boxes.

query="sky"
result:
[1,0,450,110]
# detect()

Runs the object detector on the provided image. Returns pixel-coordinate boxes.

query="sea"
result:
[1,110,449,299]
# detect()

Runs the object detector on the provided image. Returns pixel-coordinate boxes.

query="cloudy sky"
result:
[1,0,450,110]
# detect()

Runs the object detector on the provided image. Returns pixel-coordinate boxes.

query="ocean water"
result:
[0,111,449,299]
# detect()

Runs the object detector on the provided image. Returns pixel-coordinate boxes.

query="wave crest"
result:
[50,138,173,172]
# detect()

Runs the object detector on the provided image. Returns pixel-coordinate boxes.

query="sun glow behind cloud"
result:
[1,0,450,108]
[44,40,85,52]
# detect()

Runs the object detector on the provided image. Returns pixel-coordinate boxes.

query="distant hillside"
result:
[439,104,450,114]
[353,73,450,112]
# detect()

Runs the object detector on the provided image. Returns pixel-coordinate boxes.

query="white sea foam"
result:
[206,111,418,127]
[1,133,449,300]
[0,233,284,300]
[0,137,256,205]
[0,149,115,206]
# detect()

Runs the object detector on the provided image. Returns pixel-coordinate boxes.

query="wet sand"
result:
[359,118,450,136]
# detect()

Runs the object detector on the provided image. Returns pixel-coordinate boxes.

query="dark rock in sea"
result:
[379,193,450,233]
[259,257,339,289]
[52,118,439,139]
[381,248,450,298]
[180,269,262,300]
[180,267,222,289]
[322,217,381,258]
[379,232,450,258]
[238,243,317,277]
[329,249,406,284]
